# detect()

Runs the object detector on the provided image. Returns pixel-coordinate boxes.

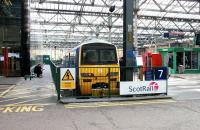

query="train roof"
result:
[82,38,111,45]
[70,38,114,51]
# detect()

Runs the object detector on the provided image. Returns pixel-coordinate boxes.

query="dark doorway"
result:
[176,52,184,71]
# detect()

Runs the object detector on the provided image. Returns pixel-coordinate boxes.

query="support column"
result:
[20,0,30,76]
[123,0,135,81]
[173,52,177,74]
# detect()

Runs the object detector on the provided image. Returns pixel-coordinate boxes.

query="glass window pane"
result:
[192,52,198,69]
[82,50,98,64]
[168,53,173,69]
[185,52,191,69]
[100,50,117,64]
[81,49,117,65]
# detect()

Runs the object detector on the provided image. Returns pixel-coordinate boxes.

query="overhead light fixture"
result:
[109,6,115,13]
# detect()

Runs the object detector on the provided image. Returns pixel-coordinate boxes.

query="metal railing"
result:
[49,60,61,100]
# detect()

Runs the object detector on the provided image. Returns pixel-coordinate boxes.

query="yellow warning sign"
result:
[60,68,76,90]
[61,82,75,89]
[62,69,74,81]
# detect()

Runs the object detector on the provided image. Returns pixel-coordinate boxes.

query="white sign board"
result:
[0,56,4,61]
[60,68,76,89]
[136,56,143,66]
[120,81,167,95]
[8,53,20,58]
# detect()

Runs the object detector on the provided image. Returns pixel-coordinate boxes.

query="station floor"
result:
[1,65,200,105]
[0,65,200,105]
[1,65,200,130]
[0,65,57,105]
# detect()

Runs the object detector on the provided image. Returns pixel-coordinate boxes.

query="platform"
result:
[1,65,200,105]
[60,95,172,104]
[0,65,56,105]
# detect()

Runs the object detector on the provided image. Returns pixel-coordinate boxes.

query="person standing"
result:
[34,64,43,77]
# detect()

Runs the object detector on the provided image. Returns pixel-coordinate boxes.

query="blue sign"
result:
[154,67,168,80]
[144,68,153,81]
[127,50,133,58]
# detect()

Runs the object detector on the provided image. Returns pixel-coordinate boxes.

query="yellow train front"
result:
[68,39,120,96]
[79,65,120,96]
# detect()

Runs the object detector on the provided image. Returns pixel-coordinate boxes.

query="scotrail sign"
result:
[120,81,167,95]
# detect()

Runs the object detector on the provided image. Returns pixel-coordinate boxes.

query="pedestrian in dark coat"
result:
[34,64,43,77]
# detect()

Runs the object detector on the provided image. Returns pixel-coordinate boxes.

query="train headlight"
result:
[81,73,94,77]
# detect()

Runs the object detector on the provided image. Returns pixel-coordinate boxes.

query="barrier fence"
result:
[49,60,168,100]
[49,60,61,100]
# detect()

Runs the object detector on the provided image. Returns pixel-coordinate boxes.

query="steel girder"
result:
[29,0,200,48]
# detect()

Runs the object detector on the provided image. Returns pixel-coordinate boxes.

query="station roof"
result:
[3,0,200,49]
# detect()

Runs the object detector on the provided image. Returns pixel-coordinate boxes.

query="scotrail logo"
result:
[149,82,159,91]
[128,81,159,93]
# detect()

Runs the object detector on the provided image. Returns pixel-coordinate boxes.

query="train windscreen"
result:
[81,43,117,65]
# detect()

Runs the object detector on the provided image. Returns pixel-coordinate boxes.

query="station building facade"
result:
[158,47,200,74]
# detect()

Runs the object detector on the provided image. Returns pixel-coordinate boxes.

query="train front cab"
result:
[68,41,120,96]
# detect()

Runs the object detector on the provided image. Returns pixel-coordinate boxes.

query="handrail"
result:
[49,60,61,100]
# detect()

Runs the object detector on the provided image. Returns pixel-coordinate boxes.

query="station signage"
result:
[154,67,168,80]
[120,81,167,95]
[60,68,76,89]
[164,32,185,38]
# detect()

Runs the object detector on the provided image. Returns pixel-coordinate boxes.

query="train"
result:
[65,39,120,96]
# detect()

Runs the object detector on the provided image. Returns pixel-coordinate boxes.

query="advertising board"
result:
[120,81,167,95]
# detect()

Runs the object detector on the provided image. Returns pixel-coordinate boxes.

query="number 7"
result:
[158,70,163,78]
